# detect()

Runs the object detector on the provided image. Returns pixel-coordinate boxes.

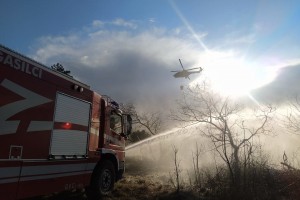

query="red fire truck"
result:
[0,44,132,199]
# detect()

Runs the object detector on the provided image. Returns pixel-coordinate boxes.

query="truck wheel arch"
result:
[87,153,119,199]
[96,153,118,177]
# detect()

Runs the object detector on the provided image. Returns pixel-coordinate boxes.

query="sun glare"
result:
[192,54,272,98]
[210,58,254,97]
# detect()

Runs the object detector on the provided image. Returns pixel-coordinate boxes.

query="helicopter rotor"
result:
[179,59,185,70]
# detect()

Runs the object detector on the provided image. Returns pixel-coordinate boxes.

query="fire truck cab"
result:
[0,44,132,199]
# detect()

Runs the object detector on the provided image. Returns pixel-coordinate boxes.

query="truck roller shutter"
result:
[50,93,91,158]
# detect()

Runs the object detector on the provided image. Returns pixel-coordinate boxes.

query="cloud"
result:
[112,18,138,29]
[29,18,300,116]
[251,63,300,104]
[30,20,205,114]
[91,19,138,30]
[148,18,156,23]
[92,20,105,28]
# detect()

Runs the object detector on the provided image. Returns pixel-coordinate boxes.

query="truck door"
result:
[50,93,91,158]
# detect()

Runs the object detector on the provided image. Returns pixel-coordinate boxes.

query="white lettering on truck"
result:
[0,79,52,135]
[0,50,42,79]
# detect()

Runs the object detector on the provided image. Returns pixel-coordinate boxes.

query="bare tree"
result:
[169,145,182,193]
[122,103,162,135]
[171,82,274,187]
[279,95,300,171]
[285,95,300,134]
[192,142,203,190]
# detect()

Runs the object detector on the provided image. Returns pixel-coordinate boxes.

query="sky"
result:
[1,0,300,112]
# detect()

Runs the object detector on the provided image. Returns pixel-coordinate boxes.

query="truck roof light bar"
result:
[102,95,120,109]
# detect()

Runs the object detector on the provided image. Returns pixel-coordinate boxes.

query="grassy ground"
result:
[36,173,197,200]
[103,174,197,200]
[31,156,300,200]
[35,156,198,200]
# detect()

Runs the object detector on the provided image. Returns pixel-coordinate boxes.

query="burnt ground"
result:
[34,174,197,200]
[29,156,300,200]
[31,156,198,200]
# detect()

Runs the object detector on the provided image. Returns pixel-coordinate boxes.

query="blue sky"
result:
[2,0,299,56]
[1,0,300,108]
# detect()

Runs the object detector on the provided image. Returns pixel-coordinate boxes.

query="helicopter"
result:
[171,59,203,80]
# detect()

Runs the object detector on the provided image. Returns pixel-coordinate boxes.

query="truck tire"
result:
[89,160,116,199]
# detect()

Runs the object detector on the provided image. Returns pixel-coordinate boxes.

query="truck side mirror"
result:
[121,114,132,137]
[126,115,132,135]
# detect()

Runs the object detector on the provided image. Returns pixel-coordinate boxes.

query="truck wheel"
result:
[89,160,116,199]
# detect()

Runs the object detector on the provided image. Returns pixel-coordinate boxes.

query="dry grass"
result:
[103,174,195,200]
[33,173,197,200]
[30,156,300,200]
[32,155,197,200]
